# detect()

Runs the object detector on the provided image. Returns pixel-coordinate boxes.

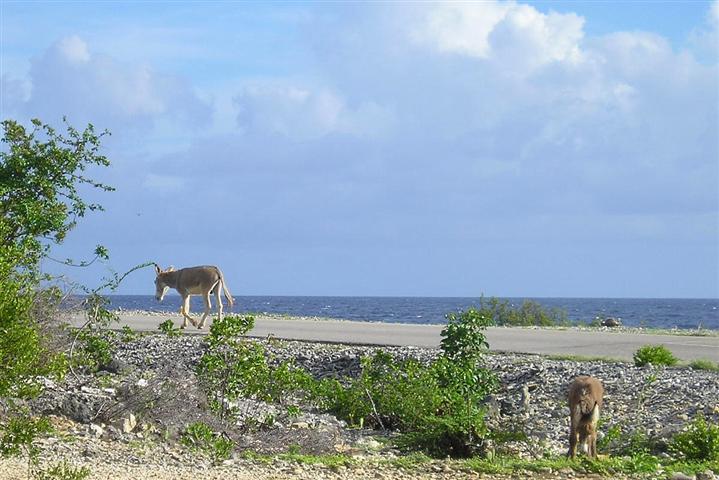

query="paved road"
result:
[85,313,719,362]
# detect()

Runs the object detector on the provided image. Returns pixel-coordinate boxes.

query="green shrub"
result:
[119,325,140,343]
[180,422,234,464]
[670,415,719,461]
[0,414,84,478]
[196,315,259,419]
[72,328,114,372]
[0,118,125,479]
[0,415,51,459]
[158,319,182,337]
[312,308,498,457]
[633,345,678,367]
[197,314,316,422]
[688,359,719,372]
[478,296,569,327]
[36,460,91,480]
[197,309,498,458]
[441,308,491,360]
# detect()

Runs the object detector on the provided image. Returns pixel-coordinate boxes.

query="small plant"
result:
[36,460,91,480]
[0,414,53,477]
[72,328,115,372]
[196,315,263,420]
[670,415,719,461]
[180,422,234,464]
[441,308,492,361]
[597,422,621,453]
[158,319,182,337]
[119,325,139,343]
[688,359,719,372]
[633,344,678,367]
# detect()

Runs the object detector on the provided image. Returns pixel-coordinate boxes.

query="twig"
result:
[364,387,385,430]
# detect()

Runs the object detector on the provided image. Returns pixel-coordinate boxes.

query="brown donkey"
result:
[567,375,604,459]
[154,264,234,329]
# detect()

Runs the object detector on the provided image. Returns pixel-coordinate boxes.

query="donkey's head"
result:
[154,264,174,301]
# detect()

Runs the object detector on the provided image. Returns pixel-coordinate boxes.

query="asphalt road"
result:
[82,313,719,363]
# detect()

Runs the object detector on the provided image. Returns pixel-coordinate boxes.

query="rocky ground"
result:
[2,331,718,479]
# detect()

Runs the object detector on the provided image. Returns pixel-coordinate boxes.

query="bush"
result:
[478,296,569,327]
[633,345,678,367]
[72,328,114,372]
[311,308,498,457]
[180,422,234,464]
[158,319,182,337]
[196,315,258,420]
[197,314,314,422]
[670,415,719,461]
[196,308,498,458]
[688,359,719,372]
[441,308,492,361]
[36,460,91,480]
[1,118,114,479]
[0,415,52,459]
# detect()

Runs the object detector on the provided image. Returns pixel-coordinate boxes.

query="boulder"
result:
[122,413,137,433]
[601,317,622,327]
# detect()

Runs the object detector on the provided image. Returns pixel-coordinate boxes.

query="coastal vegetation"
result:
[476,295,570,326]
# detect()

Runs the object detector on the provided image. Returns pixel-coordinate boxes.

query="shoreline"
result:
[64,310,719,362]
[68,308,719,337]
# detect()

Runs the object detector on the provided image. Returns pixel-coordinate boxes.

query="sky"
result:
[1,1,718,298]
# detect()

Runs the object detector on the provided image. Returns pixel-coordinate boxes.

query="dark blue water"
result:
[102,296,718,330]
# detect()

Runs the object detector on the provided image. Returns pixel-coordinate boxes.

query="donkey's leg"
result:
[198,292,211,329]
[567,418,579,459]
[180,295,196,328]
[179,296,188,329]
[215,282,223,322]
[589,431,597,458]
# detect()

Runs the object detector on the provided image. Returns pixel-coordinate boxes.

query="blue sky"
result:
[2,1,717,298]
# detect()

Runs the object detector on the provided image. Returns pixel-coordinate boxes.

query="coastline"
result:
[65,310,719,362]
[83,308,719,336]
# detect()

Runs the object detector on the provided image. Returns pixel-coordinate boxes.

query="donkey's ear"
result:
[154,264,161,274]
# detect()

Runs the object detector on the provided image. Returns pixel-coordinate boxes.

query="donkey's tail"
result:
[217,267,234,307]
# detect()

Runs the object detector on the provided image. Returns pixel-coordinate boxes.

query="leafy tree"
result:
[1,118,113,273]
[0,117,112,397]
[0,117,113,477]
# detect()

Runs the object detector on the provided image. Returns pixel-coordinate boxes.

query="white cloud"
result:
[56,35,90,64]
[411,1,585,71]
[413,1,510,58]
[489,5,584,69]
[16,36,211,130]
[234,84,395,140]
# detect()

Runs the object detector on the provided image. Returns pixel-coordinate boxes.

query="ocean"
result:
[101,295,718,330]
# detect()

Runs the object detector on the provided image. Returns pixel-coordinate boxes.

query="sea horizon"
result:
[83,295,718,330]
